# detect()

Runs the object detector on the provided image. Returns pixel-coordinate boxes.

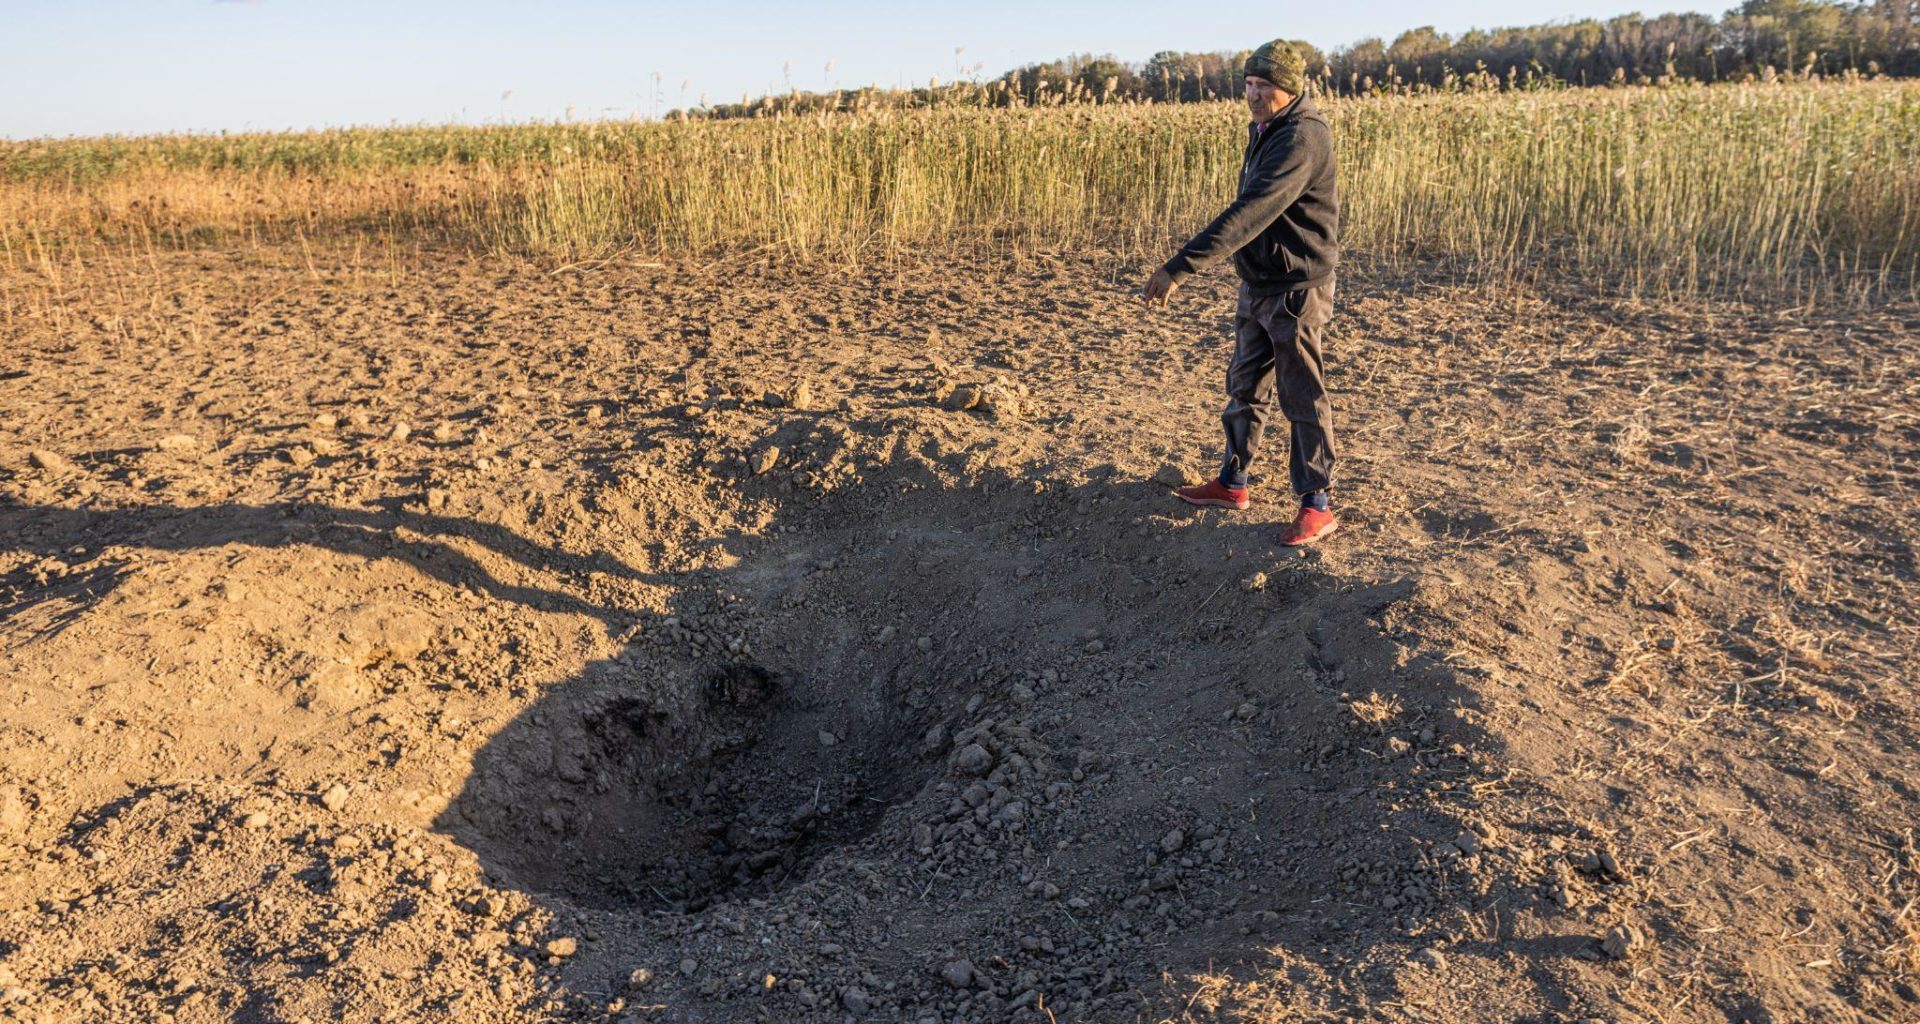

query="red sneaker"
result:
[1173,479,1250,510]
[1279,506,1339,546]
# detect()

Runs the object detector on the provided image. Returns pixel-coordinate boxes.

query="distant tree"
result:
[687,0,1919,118]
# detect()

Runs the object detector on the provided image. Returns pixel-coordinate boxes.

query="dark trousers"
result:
[1219,278,1335,495]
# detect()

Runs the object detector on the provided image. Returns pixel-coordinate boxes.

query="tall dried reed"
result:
[3,80,1915,300]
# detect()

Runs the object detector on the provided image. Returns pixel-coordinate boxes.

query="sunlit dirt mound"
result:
[1,247,1916,1024]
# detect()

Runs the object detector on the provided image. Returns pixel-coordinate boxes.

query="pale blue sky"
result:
[2,0,1716,139]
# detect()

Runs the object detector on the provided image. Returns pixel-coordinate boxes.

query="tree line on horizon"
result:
[695,0,1917,117]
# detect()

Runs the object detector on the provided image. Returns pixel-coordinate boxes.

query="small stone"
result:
[1416,947,1448,970]
[627,967,654,990]
[791,381,817,410]
[1453,831,1481,857]
[545,936,578,958]
[241,811,270,830]
[425,488,449,511]
[918,723,948,758]
[155,434,199,453]
[282,446,314,467]
[751,447,781,475]
[817,730,838,747]
[1083,639,1106,654]
[945,385,982,411]
[319,784,350,812]
[432,422,457,441]
[841,986,870,1013]
[915,635,933,653]
[0,786,30,834]
[1160,828,1187,854]
[1234,702,1258,721]
[473,895,503,917]
[388,421,413,442]
[28,450,72,473]
[313,412,339,429]
[1601,922,1645,960]
[953,743,994,776]
[1153,463,1199,489]
[1598,849,1626,879]
[680,958,698,977]
[941,959,974,989]
[1244,571,1269,592]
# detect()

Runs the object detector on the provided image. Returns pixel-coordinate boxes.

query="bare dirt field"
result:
[2,245,1917,1024]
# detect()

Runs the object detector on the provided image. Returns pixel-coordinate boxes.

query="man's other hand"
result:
[1141,267,1178,308]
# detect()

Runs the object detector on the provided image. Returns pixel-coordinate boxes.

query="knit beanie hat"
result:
[1245,40,1307,95]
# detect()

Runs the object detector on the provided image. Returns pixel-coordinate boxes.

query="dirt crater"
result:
[441,654,938,911]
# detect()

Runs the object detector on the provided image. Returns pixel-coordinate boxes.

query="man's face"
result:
[1245,75,1293,124]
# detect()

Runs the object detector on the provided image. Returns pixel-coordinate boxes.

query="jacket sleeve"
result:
[1162,119,1329,283]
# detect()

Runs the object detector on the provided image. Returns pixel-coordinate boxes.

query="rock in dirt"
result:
[300,660,366,707]
[28,450,72,473]
[1415,948,1448,970]
[320,784,351,812]
[917,723,949,758]
[544,936,579,958]
[154,434,200,453]
[976,384,1022,419]
[1601,922,1645,960]
[0,785,28,834]
[944,385,982,411]
[1154,463,1200,489]
[841,987,871,1013]
[1160,828,1187,854]
[941,959,975,988]
[341,603,434,667]
[751,447,782,475]
[241,811,270,830]
[791,380,817,410]
[953,743,994,776]
[626,967,654,990]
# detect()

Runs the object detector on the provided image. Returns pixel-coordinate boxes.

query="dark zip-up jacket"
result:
[1162,95,1338,295]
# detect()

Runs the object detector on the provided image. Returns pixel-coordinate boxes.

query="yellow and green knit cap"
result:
[1245,40,1306,94]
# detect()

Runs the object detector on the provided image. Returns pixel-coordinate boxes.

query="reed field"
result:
[3,79,1918,300]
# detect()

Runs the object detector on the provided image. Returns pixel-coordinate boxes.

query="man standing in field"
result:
[1142,40,1340,547]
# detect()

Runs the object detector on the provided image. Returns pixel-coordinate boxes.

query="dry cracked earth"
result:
[1,245,1917,1024]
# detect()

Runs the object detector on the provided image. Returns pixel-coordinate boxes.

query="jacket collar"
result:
[1248,94,1306,143]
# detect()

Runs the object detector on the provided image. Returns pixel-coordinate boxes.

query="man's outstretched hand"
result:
[1141,267,1178,308]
